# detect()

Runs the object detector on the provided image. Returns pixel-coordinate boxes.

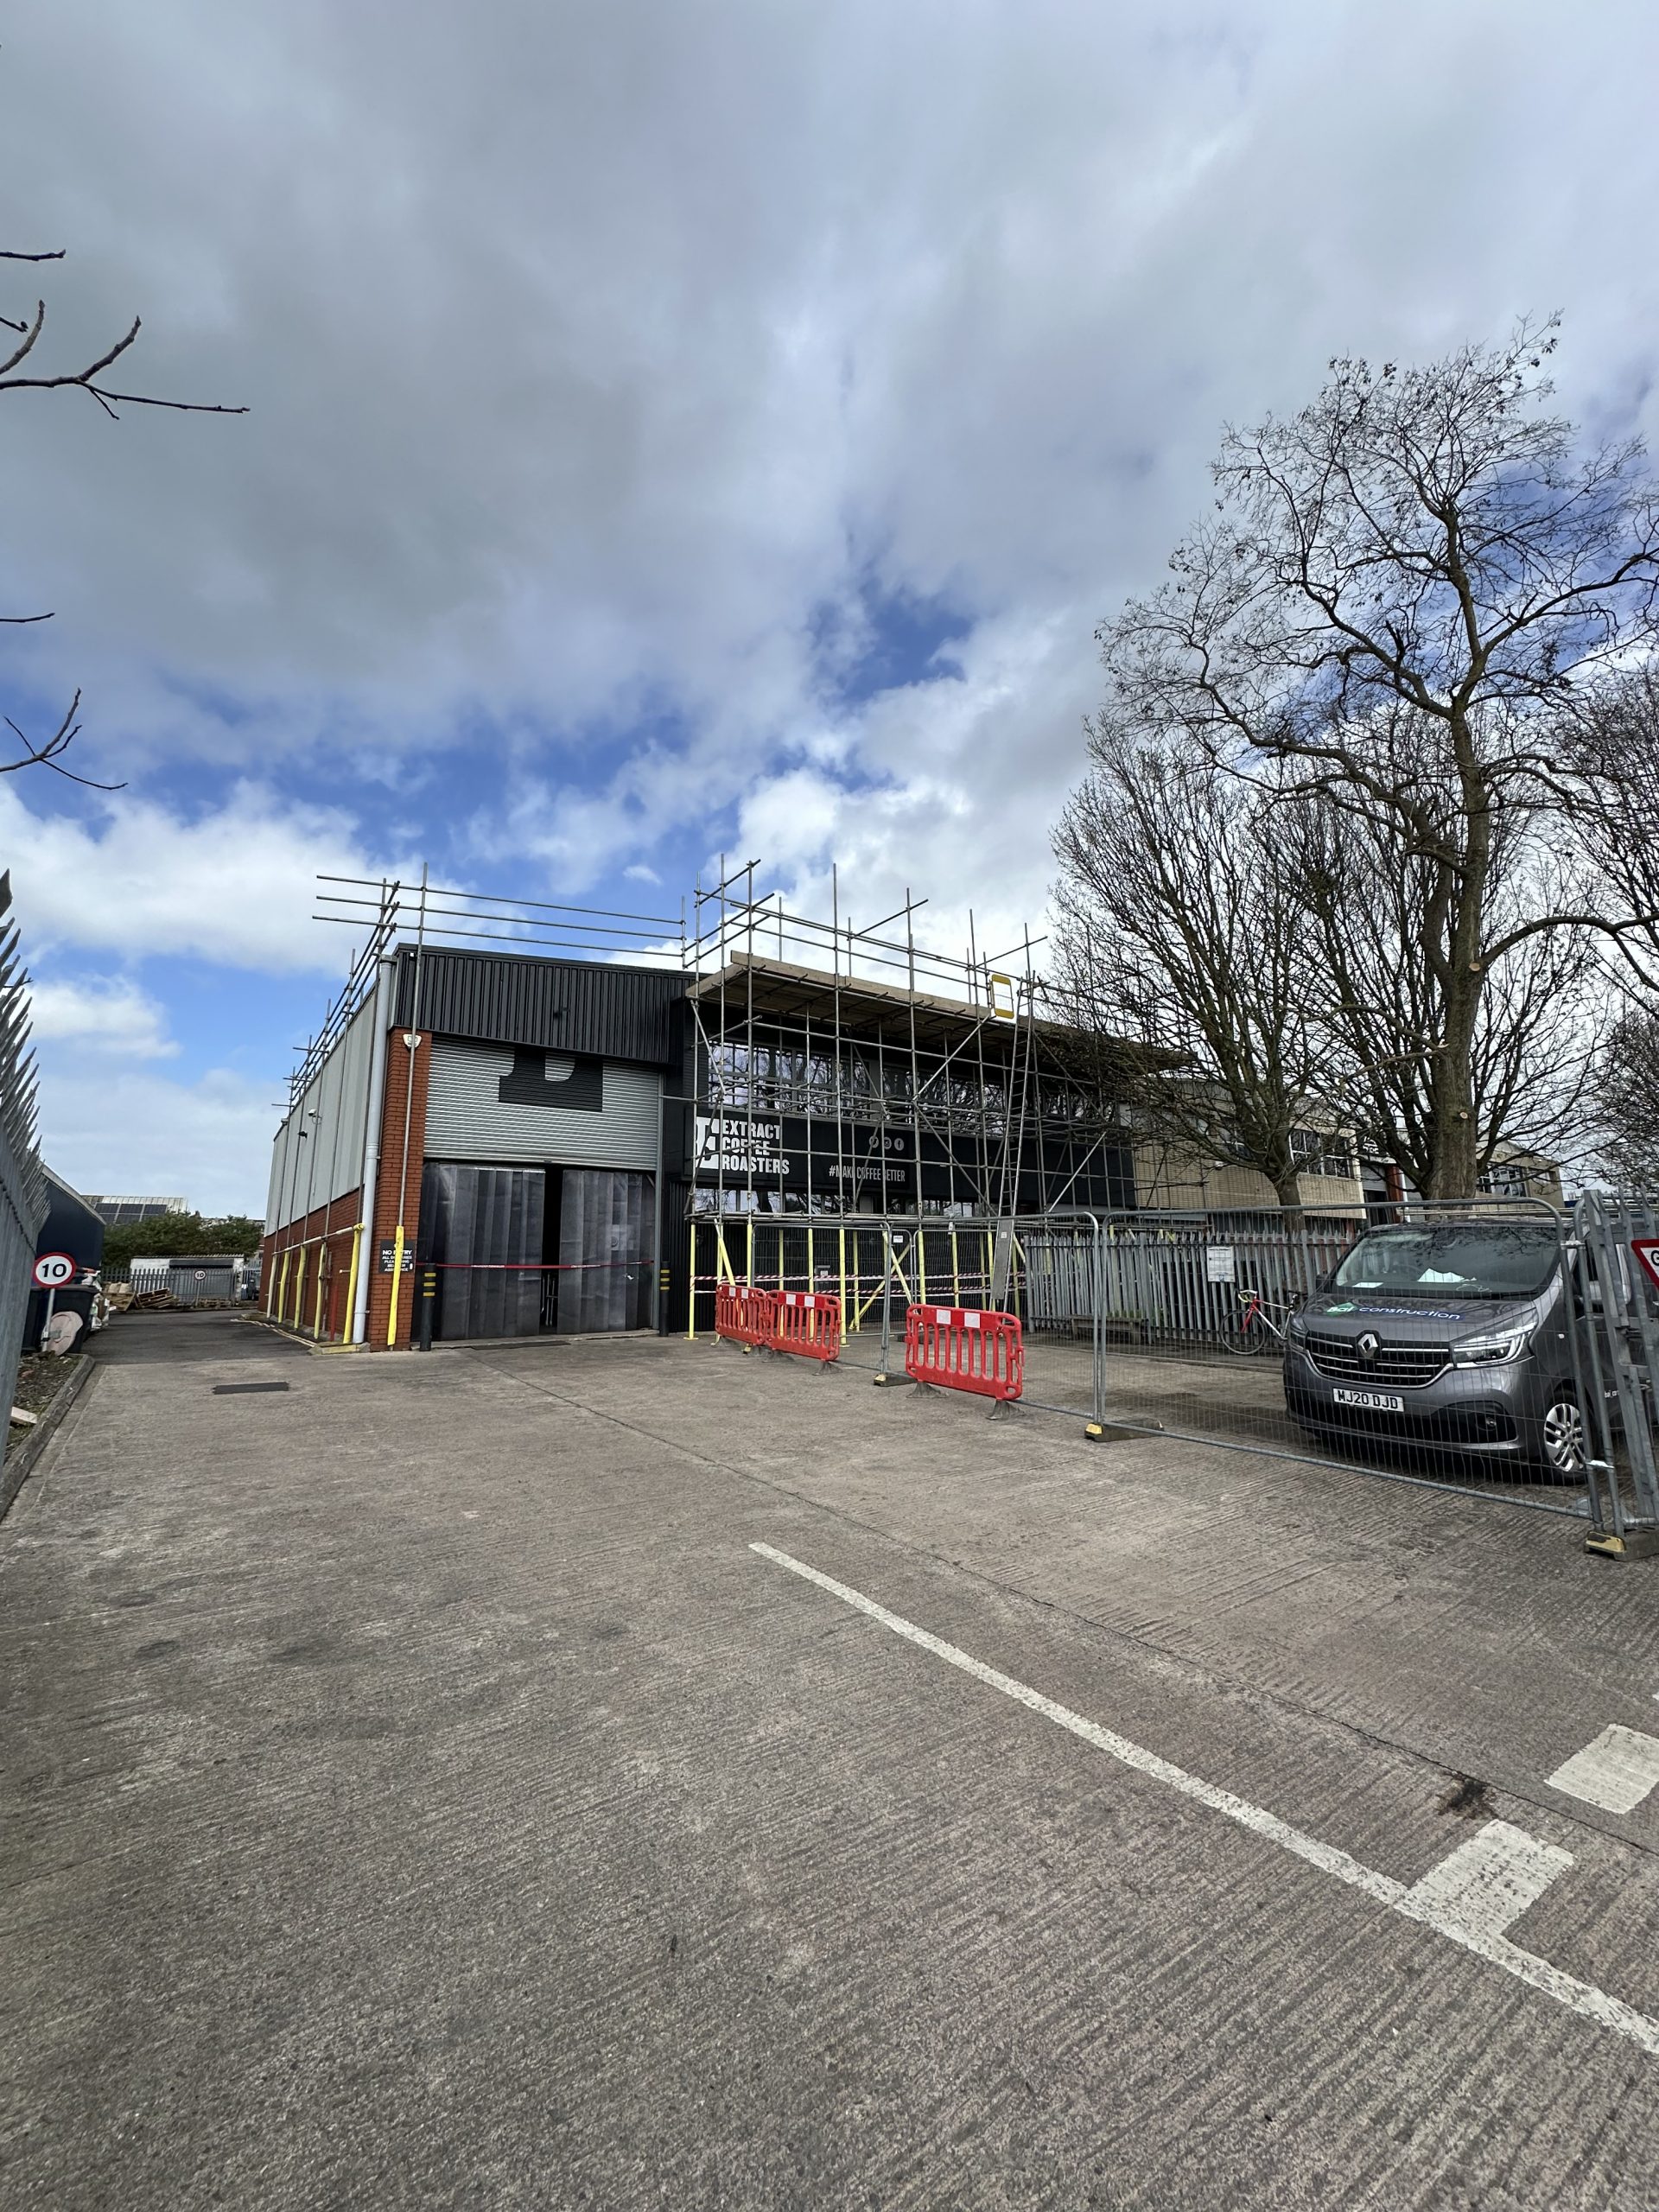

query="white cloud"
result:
[35,1063,274,1217]
[0,780,416,972]
[4,0,1656,796]
[27,976,176,1058]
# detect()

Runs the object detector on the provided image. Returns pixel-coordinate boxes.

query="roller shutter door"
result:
[424,1040,661,1169]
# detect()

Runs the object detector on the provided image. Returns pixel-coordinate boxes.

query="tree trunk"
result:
[1427,970,1483,1198]
[1273,1166,1306,1224]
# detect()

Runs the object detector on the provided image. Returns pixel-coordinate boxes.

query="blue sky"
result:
[4,0,1659,1213]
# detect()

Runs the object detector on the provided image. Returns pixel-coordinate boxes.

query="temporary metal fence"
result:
[688,1199,1659,1542]
[1568,1191,1659,1548]
[0,874,47,1426]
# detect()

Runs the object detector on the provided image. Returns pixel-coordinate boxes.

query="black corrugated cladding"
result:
[391,947,688,1065]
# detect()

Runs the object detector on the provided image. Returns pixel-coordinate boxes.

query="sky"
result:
[4,0,1659,1216]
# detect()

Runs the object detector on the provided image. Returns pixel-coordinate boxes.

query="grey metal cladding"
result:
[426,1039,662,1168]
[498,1046,602,1111]
[393,948,685,1066]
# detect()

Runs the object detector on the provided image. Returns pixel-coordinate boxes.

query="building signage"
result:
[377,1239,416,1274]
[693,1113,915,1196]
[695,1114,792,1179]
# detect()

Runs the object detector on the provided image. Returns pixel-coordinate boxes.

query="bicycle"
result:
[1221,1284,1298,1355]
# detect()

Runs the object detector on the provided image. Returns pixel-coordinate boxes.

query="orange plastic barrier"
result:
[773,1290,842,1362]
[904,1303,1024,1402]
[715,1282,779,1345]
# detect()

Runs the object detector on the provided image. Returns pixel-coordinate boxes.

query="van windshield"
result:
[1331,1224,1560,1301]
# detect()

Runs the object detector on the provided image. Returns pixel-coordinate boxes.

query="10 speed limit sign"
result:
[31,1252,75,1289]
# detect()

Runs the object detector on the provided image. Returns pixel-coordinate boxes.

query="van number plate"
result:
[1334,1388,1405,1413]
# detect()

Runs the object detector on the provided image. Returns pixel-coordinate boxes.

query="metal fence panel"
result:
[685,1196,1659,1538]
[1568,1191,1659,1540]
[0,874,47,1426]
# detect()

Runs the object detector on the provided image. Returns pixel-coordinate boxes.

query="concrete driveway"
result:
[3,1316,1657,2209]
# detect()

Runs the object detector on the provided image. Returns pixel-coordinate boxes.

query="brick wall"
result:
[365,1029,431,1351]
[261,1190,364,1340]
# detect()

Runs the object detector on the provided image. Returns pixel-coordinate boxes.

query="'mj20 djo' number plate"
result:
[1333,1387,1406,1413]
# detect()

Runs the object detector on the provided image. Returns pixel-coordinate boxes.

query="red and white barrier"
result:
[904,1304,1024,1402]
[773,1290,842,1363]
[715,1282,779,1346]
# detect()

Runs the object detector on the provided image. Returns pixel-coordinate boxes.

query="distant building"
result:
[23,1166,105,1355]
[83,1194,190,1227]
[1359,1144,1565,1217]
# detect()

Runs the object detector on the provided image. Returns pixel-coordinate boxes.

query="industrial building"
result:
[82,1193,190,1228]
[262,873,1148,1348]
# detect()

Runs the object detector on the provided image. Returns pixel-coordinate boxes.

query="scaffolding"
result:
[683,858,1136,1224]
[275,862,1139,1350]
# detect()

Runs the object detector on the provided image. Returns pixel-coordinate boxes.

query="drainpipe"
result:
[350,957,394,1346]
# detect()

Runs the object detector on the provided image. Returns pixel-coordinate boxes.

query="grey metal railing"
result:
[0,872,47,1428]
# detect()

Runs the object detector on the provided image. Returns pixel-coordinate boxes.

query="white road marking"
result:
[1403,1821,1573,1941]
[1548,1726,1659,1815]
[750,1541,1659,2060]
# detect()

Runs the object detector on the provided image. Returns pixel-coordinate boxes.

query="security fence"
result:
[688,1199,1659,1541]
[0,873,47,1427]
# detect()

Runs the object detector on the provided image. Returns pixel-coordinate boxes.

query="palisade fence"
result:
[689,1201,1659,1540]
[0,872,47,1427]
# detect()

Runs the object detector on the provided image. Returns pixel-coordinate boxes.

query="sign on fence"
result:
[1205,1245,1236,1285]
[1633,1238,1659,1294]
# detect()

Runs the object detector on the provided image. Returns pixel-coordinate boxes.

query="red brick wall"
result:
[261,1189,364,1339]
[365,1029,431,1351]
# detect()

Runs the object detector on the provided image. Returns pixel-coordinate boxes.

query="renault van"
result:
[1281,1217,1595,1478]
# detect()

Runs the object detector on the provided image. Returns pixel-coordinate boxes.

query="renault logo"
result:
[1357,1332,1380,1362]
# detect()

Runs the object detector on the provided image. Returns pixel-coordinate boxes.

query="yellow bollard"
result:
[341,1224,363,1346]
[385,1225,406,1346]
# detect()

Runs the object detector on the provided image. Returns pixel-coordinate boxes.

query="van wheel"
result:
[1537,1389,1588,1483]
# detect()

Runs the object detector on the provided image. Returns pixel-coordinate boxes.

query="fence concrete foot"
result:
[1586,1529,1659,1560]
[872,1372,917,1389]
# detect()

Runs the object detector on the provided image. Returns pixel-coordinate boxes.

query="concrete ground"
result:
[3,1310,1657,2210]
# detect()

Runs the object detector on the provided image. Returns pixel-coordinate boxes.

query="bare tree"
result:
[1052,726,1338,1211]
[1565,662,1659,996]
[1096,321,1659,1196]
[1,245,245,785]
[1289,753,1606,1190]
[1592,1007,1659,1187]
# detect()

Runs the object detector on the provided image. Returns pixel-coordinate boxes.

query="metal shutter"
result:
[424,1040,661,1169]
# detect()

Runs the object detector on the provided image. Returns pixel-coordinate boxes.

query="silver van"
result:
[1282,1217,1592,1478]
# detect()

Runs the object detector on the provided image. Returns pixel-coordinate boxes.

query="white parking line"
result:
[751,1541,1659,2060]
[1548,1726,1659,1815]
[1403,1822,1573,1942]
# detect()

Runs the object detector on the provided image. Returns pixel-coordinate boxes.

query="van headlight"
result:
[1451,1326,1531,1367]
[1286,1313,1307,1344]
